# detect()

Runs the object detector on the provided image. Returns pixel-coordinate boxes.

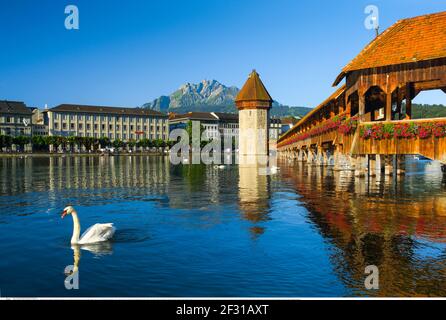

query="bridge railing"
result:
[354,118,446,162]
[277,114,357,149]
[278,116,446,161]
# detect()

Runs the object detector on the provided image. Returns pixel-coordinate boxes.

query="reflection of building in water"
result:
[238,165,271,237]
[47,156,170,193]
[280,159,446,296]
[0,156,171,200]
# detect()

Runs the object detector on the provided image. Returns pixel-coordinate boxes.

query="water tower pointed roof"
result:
[235,70,273,104]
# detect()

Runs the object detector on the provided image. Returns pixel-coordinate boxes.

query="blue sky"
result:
[1,0,445,108]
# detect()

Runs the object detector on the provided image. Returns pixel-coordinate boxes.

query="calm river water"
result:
[0,155,445,297]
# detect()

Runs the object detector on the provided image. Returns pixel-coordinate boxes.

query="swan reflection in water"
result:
[65,242,114,276]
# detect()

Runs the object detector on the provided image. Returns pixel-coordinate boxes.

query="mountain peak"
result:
[144,79,239,112]
[141,79,308,118]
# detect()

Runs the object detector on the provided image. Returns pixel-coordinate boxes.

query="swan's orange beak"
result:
[61,210,68,219]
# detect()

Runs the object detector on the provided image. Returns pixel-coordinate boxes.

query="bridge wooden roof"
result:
[334,11,446,86]
[279,84,346,141]
[235,70,273,103]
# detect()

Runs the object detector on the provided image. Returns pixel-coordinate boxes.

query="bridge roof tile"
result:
[334,11,446,85]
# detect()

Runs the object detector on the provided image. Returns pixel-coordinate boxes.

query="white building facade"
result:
[46,104,169,141]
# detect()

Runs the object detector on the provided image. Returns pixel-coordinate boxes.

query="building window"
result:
[102,124,105,130]
[109,124,112,130]
[70,123,75,130]
[94,124,98,130]
[78,123,83,129]
[54,123,59,129]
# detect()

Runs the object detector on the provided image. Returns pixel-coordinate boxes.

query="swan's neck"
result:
[71,211,81,244]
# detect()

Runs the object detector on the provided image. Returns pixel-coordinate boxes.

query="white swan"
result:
[61,206,116,245]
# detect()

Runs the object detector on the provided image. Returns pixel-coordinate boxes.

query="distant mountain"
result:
[142,80,239,111]
[142,79,312,118]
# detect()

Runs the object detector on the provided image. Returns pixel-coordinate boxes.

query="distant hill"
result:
[412,103,446,119]
[142,79,312,118]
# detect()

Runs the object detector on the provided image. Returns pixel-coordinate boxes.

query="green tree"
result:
[74,137,83,151]
[127,139,137,149]
[185,120,205,145]
[31,135,47,151]
[67,136,77,152]
[137,138,151,150]
[154,139,166,150]
[42,136,52,151]
[113,139,124,149]
[13,136,30,151]
[99,137,110,148]
[57,136,67,151]
[0,135,13,151]
[166,140,175,149]
[83,137,95,151]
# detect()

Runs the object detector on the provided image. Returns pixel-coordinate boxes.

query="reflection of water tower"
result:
[236,70,273,165]
[238,165,271,237]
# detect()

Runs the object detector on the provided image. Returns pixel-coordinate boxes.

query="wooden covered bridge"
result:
[278,11,446,176]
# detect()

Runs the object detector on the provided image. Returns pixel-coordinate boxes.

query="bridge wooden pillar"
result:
[316,145,323,166]
[307,149,313,164]
[333,145,342,170]
[368,155,377,177]
[299,149,305,162]
[304,149,309,163]
[384,155,394,176]
[397,155,406,175]
[359,93,365,122]
[354,155,367,177]
[375,155,385,174]
[405,83,413,120]
[396,87,403,120]
[386,86,392,121]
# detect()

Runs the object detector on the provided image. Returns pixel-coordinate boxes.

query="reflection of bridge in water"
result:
[280,158,446,296]
[278,12,446,177]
